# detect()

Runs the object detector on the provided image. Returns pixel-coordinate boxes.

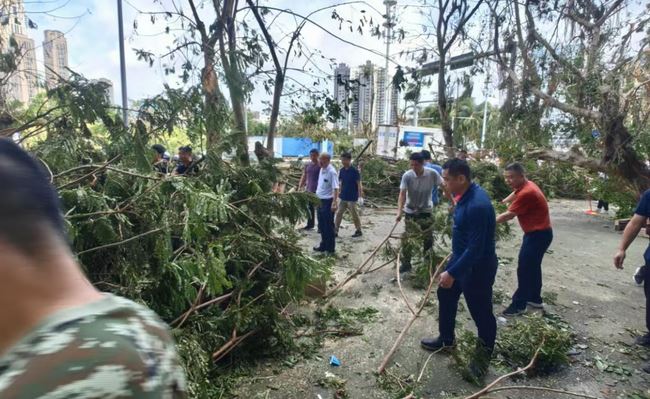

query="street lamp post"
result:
[383,0,396,125]
[117,0,128,128]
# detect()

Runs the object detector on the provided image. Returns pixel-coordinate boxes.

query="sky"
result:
[23,0,500,116]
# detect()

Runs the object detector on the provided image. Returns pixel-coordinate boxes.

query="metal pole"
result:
[480,74,490,149]
[414,102,418,126]
[383,1,396,125]
[117,0,128,128]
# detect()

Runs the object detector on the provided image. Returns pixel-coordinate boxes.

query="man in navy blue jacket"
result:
[420,158,498,379]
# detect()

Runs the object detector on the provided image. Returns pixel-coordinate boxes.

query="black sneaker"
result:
[420,337,455,351]
[502,303,526,317]
[527,301,544,310]
[399,263,412,273]
[634,266,645,286]
[313,246,325,252]
[635,333,650,347]
[352,230,362,238]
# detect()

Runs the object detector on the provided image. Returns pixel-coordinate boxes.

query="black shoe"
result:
[313,246,325,252]
[502,303,526,317]
[399,263,412,273]
[420,336,455,351]
[352,230,362,238]
[335,232,338,238]
[635,333,650,347]
[634,266,645,286]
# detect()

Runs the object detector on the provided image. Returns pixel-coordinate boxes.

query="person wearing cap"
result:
[313,152,339,255]
[335,152,363,238]
[173,146,197,176]
[152,144,170,174]
[0,139,186,398]
[396,152,443,273]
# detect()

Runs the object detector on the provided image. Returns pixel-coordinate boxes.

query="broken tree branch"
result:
[485,386,603,399]
[377,253,451,374]
[325,221,399,298]
[396,252,416,316]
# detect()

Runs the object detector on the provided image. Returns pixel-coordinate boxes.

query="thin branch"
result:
[56,155,122,190]
[76,228,164,256]
[486,386,603,399]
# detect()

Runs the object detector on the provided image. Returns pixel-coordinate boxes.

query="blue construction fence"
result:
[248,136,334,158]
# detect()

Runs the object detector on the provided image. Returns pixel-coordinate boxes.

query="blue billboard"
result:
[403,131,425,147]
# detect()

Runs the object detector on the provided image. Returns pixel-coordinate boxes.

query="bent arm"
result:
[496,210,517,224]
[618,214,646,252]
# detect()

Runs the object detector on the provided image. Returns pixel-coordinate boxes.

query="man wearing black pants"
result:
[313,153,339,255]
[298,149,320,230]
[420,159,497,380]
[497,163,553,316]
[614,189,650,374]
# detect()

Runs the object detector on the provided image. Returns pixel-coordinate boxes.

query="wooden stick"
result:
[395,252,416,316]
[325,221,399,298]
[484,386,603,399]
[416,347,444,383]
[364,257,396,274]
[212,329,257,362]
[176,283,206,329]
[463,341,544,399]
[377,253,451,374]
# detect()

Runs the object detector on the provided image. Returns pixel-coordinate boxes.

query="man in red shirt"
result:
[496,163,553,316]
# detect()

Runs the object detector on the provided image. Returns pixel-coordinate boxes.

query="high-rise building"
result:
[43,29,68,88]
[333,63,350,131]
[351,61,374,131]
[0,0,38,105]
[374,67,399,126]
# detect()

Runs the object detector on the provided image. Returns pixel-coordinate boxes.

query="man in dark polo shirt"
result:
[496,163,553,316]
[173,146,198,176]
[335,152,363,238]
[420,158,497,380]
[298,148,320,230]
[614,189,650,373]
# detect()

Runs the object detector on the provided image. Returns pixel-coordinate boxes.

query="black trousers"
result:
[597,200,609,211]
[306,203,316,228]
[511,229,553,309]
[438,258,498,349]
[645,262,650,332]
[317,198,335,252]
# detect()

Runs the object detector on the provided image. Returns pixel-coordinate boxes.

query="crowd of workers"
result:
[298,146,650,379]
[0,137,648,397]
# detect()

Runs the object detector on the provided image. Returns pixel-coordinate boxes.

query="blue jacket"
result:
[446,183,497,281]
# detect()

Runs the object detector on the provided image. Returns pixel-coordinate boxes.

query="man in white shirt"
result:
[314,152,339,254]
[396,152,443,272]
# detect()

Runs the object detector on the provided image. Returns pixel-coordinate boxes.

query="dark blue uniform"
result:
[438,183,498,349]
[635,190,650,333]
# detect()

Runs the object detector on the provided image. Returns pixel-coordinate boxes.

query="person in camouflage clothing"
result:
[0,139,186,398]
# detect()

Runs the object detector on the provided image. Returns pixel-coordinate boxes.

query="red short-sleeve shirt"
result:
[508,180,551,233]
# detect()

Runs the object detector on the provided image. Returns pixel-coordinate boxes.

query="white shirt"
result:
[316,164,339,199]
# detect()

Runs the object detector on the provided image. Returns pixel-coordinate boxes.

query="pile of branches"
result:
[14,78,330,398]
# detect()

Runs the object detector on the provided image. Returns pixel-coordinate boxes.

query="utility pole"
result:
[117,0,128,128]
[383,0,396,125]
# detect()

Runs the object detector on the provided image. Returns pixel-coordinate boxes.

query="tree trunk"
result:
[266,73,284,154]
[601,112,650,193]
[437,53,454,157]
[201,50,227,158]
